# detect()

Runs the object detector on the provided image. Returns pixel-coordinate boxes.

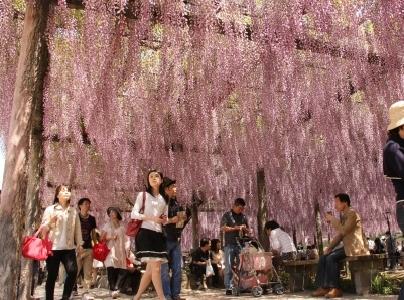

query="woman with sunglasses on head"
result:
[132,170,171,300]
[40,185,84,300]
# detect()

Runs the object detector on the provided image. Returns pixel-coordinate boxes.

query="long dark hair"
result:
[53,185,71,204]
[388,125,404,139]
[211,239,221,253]
[145,169,166,203]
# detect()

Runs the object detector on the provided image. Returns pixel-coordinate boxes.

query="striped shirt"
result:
[269,228,296,254]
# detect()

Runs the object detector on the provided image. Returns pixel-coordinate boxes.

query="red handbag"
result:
[22,229,53,261]
[126,192,146,237]
[93,240,110,262]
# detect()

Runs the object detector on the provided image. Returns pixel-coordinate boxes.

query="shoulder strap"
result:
[228,210,236,224]
[139,192,146,214]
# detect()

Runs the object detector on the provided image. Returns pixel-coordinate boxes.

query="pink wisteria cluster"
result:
[0,0,403,245]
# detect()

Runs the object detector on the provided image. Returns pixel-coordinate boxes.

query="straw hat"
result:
[387,100,404,131]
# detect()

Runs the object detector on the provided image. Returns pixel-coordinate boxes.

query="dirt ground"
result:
[34,285,398,300]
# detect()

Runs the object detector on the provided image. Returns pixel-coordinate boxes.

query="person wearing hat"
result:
[101,207,130,299]
[383,100,404,298]
[384,100,404,234]
[73,198,97,295]
[160,177,191,300]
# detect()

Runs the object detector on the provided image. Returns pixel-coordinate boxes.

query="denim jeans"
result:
[315,247,346,289]
[161,240,183,299]
[224,244,241,289]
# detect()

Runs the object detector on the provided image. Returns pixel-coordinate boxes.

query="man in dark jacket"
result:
[161,178,191,300]
[383,100,404,298]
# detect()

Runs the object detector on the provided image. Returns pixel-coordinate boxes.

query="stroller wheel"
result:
[232,287,240,296]
[252,286,263,297]
[273,283,285,295]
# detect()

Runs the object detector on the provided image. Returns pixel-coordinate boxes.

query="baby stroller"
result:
[231,237,285,297]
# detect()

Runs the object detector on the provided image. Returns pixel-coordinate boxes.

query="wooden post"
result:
[257,168,270,251]
[191,191,200,249]
[0,1,50,299]
[314,201,324,256]
[292,227,297,248]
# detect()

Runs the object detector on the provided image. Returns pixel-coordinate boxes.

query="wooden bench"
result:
[284,259,319,292]
[283,254,387,294]
[345,254,387,295]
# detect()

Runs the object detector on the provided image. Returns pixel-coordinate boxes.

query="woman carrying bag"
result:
[101,207,131,299]
[131,169,170,300]
[40,185,84,300]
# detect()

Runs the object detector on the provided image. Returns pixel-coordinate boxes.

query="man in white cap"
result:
[383,100,404,298]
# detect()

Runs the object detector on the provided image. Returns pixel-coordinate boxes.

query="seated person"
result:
[371,237,385,254]
[190,238,211,290]
[265,220,297,265]
[312,193,369,299]
[210,239,224,288]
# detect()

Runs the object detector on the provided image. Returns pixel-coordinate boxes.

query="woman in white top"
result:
[101,207,130,298]
[265,220,297,261]
[41,185,83,300]
[131,170,169,300]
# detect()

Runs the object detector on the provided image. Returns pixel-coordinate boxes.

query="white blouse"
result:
[131,192,168,233]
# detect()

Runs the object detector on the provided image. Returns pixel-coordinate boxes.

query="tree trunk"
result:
[314,201,324,256]
[191,196,199,249]
[257,168,270,251]
[0,1,50,299]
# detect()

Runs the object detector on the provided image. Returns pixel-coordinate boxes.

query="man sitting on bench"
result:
[312,193,369,298]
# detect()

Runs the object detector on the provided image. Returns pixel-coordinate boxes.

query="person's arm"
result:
[131,192,165,223]
[387,143,404,178]
[192,250,208,266]
[100,224,115,241]
[270,232,281,254]
[74,213,84,249]
[327,233,343,252]
[329,211,358,237]
[221,212,241,232]
[41,206,56,233]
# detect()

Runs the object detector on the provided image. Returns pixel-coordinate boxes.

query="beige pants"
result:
[77,248,94,289]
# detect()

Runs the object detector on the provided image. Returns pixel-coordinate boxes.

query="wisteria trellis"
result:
[0,0,403,247]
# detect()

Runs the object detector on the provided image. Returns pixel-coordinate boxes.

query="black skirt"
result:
[135,228,168,262]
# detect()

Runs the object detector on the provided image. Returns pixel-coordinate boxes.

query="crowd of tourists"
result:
[28,101,404,300]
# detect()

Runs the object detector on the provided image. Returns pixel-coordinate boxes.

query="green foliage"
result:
[13,0,25,13]
[371,273,402,295]
[351,90,365,103]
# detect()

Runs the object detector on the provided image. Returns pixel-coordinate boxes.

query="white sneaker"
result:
[111,290,120,299]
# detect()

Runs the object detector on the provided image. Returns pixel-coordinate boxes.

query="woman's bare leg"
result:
[133,263,152,300]
[150,260,165,300]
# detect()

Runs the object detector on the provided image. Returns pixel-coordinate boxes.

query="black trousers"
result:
[107,267,127,291]
[211,263,222,288]
[315,247,346,289]
[191,264,205,286]
[46,249,78,300]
